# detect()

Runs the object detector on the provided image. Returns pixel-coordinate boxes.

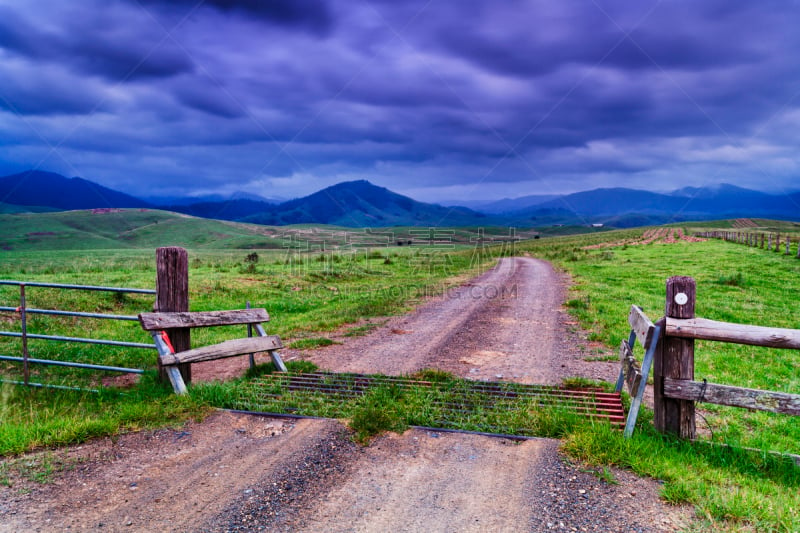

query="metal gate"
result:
[0,280,157,390]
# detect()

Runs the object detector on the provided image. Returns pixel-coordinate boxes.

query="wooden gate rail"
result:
[621,276,800,438]
[139,308,286,394]
[615,305,661,437]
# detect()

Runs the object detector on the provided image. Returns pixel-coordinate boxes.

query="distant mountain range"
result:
[457,194,560,213]
[241,180,488,227]
[143,191,286,206]
[1,170,798,227]
[0,170,149,210]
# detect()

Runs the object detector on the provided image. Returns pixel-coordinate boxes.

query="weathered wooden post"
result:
[786,237,791,255]
[654,276,696,438]
[761,233,765,249]
[156,247,191,384]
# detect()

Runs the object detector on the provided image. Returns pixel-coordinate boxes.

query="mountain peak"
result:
[0,170,149,210]
[326,179,381,191]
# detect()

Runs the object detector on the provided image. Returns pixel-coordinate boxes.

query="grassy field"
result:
[517,227,800,531]
[1,219,799,531]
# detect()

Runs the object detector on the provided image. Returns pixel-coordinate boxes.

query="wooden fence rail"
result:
[695,230,800,258]
[620,276,800,438]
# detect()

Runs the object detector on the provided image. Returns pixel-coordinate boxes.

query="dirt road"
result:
[305,256,615,383]
[0,257,692,532]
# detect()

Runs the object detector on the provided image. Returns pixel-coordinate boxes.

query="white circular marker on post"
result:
[674,292,688,305]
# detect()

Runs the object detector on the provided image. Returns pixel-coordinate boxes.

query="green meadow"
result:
[1,217,799,531]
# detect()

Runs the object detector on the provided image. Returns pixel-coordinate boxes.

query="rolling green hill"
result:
[0,209,290,251]
[0,209,545,252]
[0,202,57,214]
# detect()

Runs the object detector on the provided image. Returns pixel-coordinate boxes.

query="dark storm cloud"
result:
[172,80,246,118]
[0,5,194,88]
[428,0,768,78]
[0,70,107,116]
[0,0,799,201]
[137,0,334,35]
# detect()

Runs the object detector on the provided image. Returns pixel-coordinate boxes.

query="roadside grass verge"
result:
[288,337,339,350]
[0,373,209,456]
[563,424,800,532]
[519,227,800,531]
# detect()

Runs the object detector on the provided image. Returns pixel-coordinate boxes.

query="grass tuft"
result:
[349,385,409,445]
[409,368,457,383]
[288,337,338,350]
[715,272,748,287]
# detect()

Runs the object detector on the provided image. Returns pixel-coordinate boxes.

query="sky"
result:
[0,0,799,204]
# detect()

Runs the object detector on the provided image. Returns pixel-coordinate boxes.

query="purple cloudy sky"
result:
[0,0,799,203]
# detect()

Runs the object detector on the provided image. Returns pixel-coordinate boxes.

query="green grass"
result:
[520,231,800,454]
[563,424,799,532]
[0,374,209,455]
[0,209,296,251]
[517,224,800,531]
[0,209,546,253]
[288,337,339,350]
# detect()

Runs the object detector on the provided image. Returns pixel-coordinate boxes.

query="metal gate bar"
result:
[0,279,156,385]
[0,306,140,321]
[0,355,145,374]
[0,280,156,294]
[0,331,156,349]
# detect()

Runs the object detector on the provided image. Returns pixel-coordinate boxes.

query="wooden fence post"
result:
[654,276,696,438]
[156,247,191,384]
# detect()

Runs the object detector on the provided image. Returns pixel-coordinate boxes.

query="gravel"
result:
[203,422,361,532]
